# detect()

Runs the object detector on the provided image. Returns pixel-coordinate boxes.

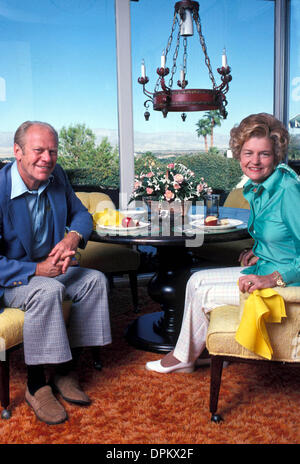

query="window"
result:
[288,0,300,160]
[0,0,119,188]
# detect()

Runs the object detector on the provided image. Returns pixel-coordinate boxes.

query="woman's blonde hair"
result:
[229,113,289,163]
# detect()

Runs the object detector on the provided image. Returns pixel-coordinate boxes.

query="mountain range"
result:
[0,128,230,159]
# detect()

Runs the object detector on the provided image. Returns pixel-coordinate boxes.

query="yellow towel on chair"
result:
[235,288,286,359]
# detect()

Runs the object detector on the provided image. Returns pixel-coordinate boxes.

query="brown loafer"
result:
[25,385,68,425]
[52,373,91,405]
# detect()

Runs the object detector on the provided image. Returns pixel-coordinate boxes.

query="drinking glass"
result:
[205,194,220,218]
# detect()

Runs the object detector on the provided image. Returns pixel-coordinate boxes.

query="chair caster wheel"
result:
[1,409,11,420]
[211,414,223,423]
[93,360,103,371]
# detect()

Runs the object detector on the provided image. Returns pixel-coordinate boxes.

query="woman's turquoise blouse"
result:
[241,163,300,286]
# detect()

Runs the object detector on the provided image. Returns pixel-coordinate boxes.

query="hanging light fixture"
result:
[138,0,232,122]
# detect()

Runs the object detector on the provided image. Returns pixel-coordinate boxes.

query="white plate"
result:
[190,218,244,230]
[119,209,147,217]
[97,221,149,231]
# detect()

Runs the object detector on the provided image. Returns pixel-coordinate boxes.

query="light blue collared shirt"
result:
[10,161,54,260]
[242,163,300,285]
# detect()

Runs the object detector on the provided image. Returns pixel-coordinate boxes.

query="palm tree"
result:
[195,117,211,152]
[205,110,223,148]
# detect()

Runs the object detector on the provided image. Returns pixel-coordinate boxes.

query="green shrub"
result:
[63,153,242,192]
[58,124,243,192]
[174,153,243,192]
[64,167,119,189]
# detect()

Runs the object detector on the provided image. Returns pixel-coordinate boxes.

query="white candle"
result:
[222,48,228,68]
[180,68,185,81]
[141,59,146,78]
[161,50,166,68]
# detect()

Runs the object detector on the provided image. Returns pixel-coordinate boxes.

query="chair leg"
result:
[128,271,139,313]
[91,347,103,371]
[210,355,224,423]
[106,273,114,291]
[0,353,11,419]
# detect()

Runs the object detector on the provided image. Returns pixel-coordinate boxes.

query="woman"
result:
[146,112,300,374]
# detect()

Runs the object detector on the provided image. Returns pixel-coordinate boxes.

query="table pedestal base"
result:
[125,312,176,353]
[125,246,193,353]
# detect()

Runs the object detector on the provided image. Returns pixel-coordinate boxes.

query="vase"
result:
[143,198,196,217]
[168,201,187,216]
[143,197,162,215]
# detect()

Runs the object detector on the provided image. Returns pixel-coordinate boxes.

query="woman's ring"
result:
[248,281,253,286]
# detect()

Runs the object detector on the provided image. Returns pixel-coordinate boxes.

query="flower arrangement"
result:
[130,162,211,204]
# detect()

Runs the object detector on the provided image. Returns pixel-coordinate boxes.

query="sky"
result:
[0,0,298,154]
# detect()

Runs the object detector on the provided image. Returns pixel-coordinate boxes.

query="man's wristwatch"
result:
[69,230,83,241]
[273,271,286,287]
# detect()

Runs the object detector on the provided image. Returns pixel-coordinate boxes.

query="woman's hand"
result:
[239,248,259,267]
[239,273,276,293]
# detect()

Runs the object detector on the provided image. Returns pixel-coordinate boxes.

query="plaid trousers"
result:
[174,266,245,363]
[3,267,112,365]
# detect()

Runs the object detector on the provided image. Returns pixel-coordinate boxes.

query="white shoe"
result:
[145,359,195,373]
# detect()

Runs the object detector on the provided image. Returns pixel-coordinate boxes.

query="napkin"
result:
[92,208,124,228]
[235,288,286,359]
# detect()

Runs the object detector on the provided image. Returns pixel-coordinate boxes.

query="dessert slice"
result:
[122,217,140,228]
[204,215,218,226]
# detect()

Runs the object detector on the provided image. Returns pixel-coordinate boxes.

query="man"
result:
[0,121,112,425]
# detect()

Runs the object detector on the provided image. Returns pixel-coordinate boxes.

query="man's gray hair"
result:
[14,121,59,150]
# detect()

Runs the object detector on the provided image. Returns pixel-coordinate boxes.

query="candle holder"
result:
[138,0,232,121]
[177,79,188,89]
[138,76,149,85]
[156,67,170,77]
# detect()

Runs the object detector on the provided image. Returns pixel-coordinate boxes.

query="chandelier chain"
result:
[169,28,181,88]
[183,37,188,75]
[193,9,216,88]
[165,10,178,58]
[155,11,178,92]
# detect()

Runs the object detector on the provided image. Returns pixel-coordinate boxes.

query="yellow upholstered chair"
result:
[0,308,25,418]
[190,188,253,266]
[206,287,300,422]
[223,187,250,210]
[0,301,72,419]
[75,191,141,313]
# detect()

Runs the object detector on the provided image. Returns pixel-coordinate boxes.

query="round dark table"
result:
[91,206,250,353]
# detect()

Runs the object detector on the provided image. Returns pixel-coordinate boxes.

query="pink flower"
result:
[167,163,175,169]
[174,183,181,190]
[197,183,204,192]
[174,174,184,184]
[146,172,154,178]
[134,181,141,189]
[164,189,175,201]
[146,187,153,195]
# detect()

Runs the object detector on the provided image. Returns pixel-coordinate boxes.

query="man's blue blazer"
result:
[0,162,93,299]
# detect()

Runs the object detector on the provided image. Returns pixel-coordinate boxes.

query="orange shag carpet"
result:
[1,285,300,445]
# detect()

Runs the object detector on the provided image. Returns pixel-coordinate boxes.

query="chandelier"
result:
[138,0,232,122]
